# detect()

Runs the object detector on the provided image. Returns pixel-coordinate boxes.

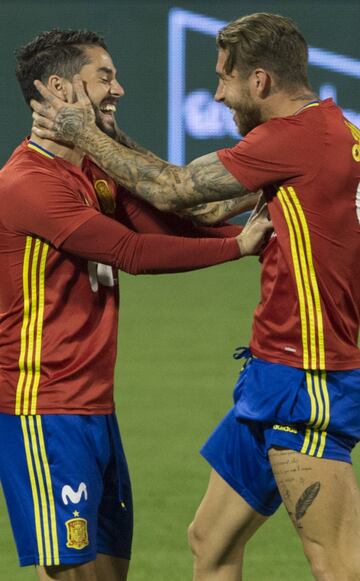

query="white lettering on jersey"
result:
[88,261,115,292]
[61,483,88,505]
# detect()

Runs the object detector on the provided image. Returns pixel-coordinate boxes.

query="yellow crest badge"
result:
[94,179,116,214]
[65,517,89,550]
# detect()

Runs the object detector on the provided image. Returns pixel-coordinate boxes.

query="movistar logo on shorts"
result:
[61,483,88,505]
[273,424,298,434]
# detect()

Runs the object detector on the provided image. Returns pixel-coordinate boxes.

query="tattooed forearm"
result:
[114,127,166,163]
[75,127,249,210]
[188,153,248,201]
[31,81,249,210]
[179,192,259,224]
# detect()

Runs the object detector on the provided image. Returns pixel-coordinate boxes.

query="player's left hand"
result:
[31,75,96,144]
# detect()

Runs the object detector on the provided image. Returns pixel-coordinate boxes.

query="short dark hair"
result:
[217,13,311,91]
[16,28,108,105]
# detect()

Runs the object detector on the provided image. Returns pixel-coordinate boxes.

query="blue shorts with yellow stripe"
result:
[201,356,360,516]
[0,413,133,567]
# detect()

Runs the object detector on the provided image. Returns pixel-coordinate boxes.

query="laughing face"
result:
[214,48,263,137]
[76,45,124,138]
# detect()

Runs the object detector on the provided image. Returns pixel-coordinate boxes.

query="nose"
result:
[214,79,224,102]
[110,78,125,98]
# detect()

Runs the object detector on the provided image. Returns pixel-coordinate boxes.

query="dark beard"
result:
[94,108,117,139]
[236,102,263,136]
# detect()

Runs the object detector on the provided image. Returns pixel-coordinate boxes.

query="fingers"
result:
[34,80,58,105]
[30,99,56,119]
[31,125,56,140]
[32,111,55,130]
[256,203,269,219]
[72,75,91,104]
[251,202,271,224]
[31,103,57,139]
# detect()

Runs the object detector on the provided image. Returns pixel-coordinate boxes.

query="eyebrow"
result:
[97,66,116,76]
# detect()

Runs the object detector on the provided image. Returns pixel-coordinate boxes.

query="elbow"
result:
[117,261,142,276]
[151,198,175,212]
[193,214,222,226]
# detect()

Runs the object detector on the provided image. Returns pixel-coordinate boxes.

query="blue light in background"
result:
[168,8,360,165]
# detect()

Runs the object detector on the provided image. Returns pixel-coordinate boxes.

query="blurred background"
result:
[0,1,359,579]
[1,0,360,165]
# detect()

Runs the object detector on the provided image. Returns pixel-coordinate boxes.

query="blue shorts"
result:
[201,357,360,516]
[0,413,133,567]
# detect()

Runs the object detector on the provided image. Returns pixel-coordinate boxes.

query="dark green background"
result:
[0,0,359,165]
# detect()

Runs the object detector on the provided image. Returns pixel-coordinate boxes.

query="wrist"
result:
[75,124,97,150]
[237,235,246,257]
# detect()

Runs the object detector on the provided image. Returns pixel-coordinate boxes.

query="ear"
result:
[252,69,272,98]
[46,75,73,103]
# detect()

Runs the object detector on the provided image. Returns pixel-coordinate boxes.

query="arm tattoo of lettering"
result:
[75,127,249,210]
[295,482,321,523]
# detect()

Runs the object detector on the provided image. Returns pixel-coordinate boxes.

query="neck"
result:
[29,132,84,166]
[261,89,319,122]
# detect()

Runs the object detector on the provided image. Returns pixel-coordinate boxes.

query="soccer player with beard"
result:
[31,13,360,581]
[0,29,272,581]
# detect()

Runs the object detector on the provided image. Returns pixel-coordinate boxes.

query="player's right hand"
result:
[31,75,96,145]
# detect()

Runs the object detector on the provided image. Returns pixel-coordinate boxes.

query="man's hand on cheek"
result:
[31,75,96,144]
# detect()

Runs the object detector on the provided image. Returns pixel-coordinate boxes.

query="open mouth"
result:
[99,103,117,117]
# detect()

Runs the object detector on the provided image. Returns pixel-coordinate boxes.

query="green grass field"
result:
[1,257,359,580]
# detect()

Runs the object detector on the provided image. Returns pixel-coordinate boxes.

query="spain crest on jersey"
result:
[65,516,89,550]
[94,179,116,214]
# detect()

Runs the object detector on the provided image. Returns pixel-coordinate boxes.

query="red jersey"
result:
[218,99,360,370]
[0,140,240,415]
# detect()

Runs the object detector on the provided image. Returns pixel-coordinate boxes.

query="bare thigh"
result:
[269,448,360,567]
[189,470,267,580]
[95,554,129,581]
[36,562,97,581]
[36,555,129,581]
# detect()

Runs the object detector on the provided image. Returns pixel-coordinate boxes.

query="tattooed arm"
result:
[104,122,257,221]
[113,122,258,221]
[114,126,166,163]
[178,192,259,225]
[31,77,251,211]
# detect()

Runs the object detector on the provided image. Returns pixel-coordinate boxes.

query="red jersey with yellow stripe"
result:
[218,99,360,370]
[0,139,240,415]
[0,141,120,415]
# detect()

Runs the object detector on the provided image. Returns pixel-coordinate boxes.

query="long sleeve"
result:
[62,212,240,275]
[116,190,242,238]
